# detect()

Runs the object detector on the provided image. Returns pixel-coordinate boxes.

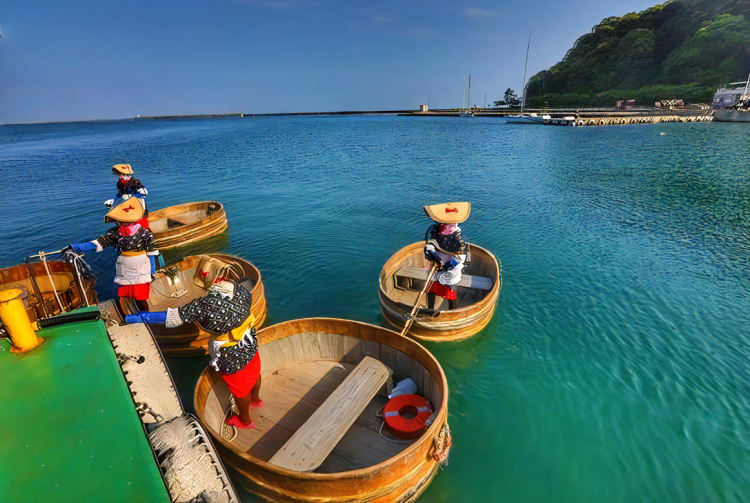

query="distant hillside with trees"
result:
[525,0,750,107]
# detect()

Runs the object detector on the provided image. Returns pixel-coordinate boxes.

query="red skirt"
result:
[117,283,151,300]
[221,352,261,399]
[429,282,457,300]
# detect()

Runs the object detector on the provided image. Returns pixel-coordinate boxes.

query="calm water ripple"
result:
[1,116,749,502]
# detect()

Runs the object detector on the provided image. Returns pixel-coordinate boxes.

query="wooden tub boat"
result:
[0,259,98,324]
[148,201,228,250]
[120,253,267,358]
[379,242,500,342]
[194,318,450,503]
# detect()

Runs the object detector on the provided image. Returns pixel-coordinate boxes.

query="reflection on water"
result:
[160,230,231,266]
[1,117,749,502]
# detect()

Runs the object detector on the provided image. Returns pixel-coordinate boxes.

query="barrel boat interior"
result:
[380,243,497,313]
[0,261,97,323]
[148,202,222,235]
[119,253,265,355]
[146,262,255,314]
[196,319,447,476]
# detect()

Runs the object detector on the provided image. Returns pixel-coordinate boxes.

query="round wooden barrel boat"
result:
[379,242,501,342]
[0,260,98,324]
[194,318,451,503]
[119,253,267,358]
[148,201,228,250]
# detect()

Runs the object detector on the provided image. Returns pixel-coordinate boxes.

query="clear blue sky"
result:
[1,0,659,124]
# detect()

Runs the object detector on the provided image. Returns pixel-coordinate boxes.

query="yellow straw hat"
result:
[112,163,134,176]
[423,201,471,224]
[193,256,243,290]
[105,196,145,223]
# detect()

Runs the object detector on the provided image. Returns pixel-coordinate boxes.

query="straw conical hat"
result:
[105,196,145,223]
[112,163,134,175]
[193,256,243,289]
[423,202,471,224]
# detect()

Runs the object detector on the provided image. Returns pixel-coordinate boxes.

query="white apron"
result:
[114,254,151,285]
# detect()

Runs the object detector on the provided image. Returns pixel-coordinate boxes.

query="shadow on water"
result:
[159,230,231,266]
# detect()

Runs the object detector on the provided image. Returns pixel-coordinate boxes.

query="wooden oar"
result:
[400,263,438,337]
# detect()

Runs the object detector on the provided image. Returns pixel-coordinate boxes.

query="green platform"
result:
[0,307,169,502]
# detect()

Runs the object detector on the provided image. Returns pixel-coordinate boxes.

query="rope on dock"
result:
[38,251,64,313]
[150,414,240,503]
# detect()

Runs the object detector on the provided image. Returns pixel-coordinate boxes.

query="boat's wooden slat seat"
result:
[395,266,493,291]
[268,356,392,472]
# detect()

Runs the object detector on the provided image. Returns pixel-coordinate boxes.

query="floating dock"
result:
[0,306,171,502]
[0,300,239,503]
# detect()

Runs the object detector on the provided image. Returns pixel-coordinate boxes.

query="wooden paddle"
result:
[400,263,438,337]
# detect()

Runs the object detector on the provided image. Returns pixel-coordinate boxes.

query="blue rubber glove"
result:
[70,242,97,254]
[149,255,157,274]
[125,311,167,324]
[446,258,459,269]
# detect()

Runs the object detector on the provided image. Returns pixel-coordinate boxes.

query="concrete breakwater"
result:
[571,114,713,126]
[400,108,714,126]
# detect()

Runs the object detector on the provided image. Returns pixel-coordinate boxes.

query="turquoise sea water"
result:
[1,116,748,502]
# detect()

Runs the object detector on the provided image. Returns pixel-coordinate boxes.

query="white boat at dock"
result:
[459,73,475,117]
[505,31,552,125]
[505,113,551,124]
[712,73,750,122]
[714,109,750,122]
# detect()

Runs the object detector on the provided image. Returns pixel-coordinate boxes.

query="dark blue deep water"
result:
[1,116,749,502]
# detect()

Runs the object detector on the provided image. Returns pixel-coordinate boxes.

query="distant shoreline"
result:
[2,105,712,127]
[2,110,418,127]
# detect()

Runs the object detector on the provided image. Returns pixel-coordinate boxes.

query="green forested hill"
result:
[526,0,750,107]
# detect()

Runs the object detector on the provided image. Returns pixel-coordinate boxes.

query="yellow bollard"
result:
[0,289,42,352]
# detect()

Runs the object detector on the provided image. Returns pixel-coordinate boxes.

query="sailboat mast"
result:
[468,73,471,110]
[521,31,531,111]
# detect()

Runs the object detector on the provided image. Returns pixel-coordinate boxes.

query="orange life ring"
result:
[384,394,432,439]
